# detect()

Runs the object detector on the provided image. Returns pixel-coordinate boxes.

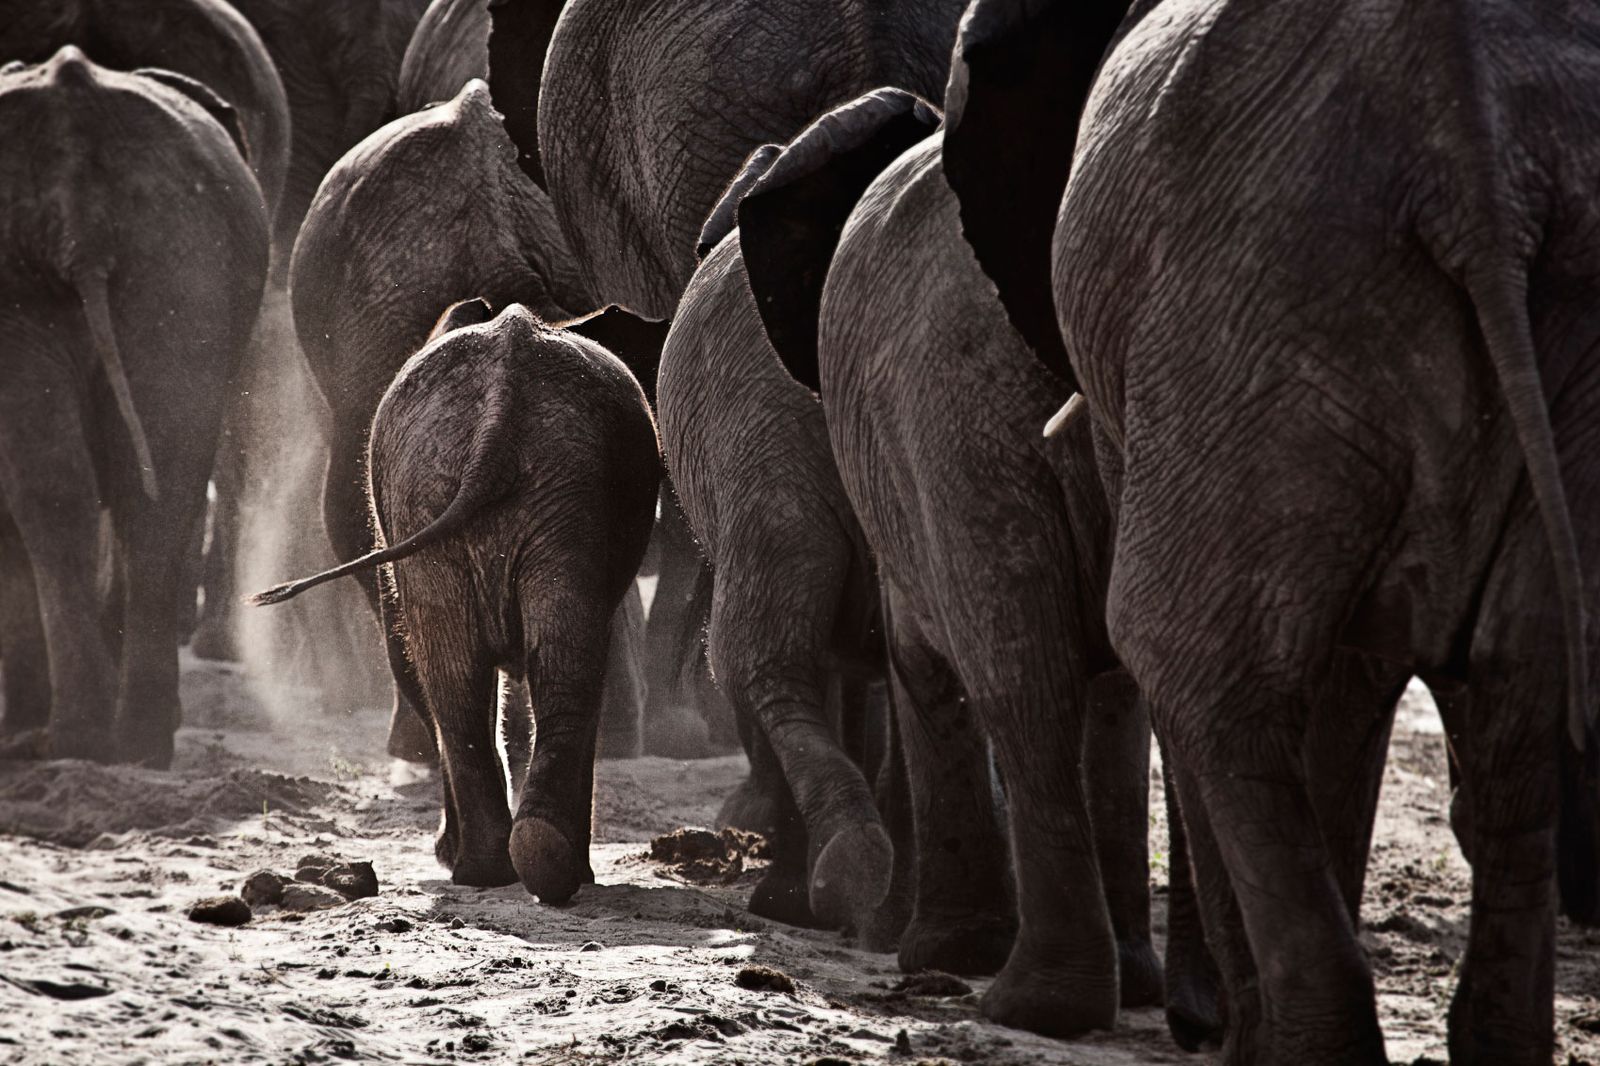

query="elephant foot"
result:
[748,866,822,929]
[980,943,1118,1037]
[1165,960,1224,1051]
[1118,936,1164,1009]
[715,774,781,837]
[510,816,585,904]
[898,911,1015,976]
[451,850,518,888]
[809,822,893,930]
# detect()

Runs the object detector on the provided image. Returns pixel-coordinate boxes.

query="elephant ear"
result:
[697,143,783,261]
[133,67,250,165]
[487,0,565,189]
[941,0,1133,388]
[563,305,672,403]
[737,88,941,393]
[429,297,496,342]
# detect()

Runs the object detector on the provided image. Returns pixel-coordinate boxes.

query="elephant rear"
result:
[0,49,268,765]
[361,304,660,900]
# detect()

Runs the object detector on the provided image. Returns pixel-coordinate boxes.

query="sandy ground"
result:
[1,665,1597,1065]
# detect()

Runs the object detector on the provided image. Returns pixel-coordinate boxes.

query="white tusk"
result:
[1043,393,1085,438]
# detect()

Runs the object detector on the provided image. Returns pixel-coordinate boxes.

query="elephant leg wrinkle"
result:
[1170,711,1386,1064]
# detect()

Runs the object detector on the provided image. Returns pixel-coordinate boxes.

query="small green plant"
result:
[12,911,41,933]
[1150,848,1170,876]
[1431,848,1450,875]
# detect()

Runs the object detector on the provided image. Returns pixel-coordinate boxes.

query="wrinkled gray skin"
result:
[658,234,897,934]
[290,80,658,762]
[254,305,660,899]
[397,0,488,112]
[0,0,289,266]
[520,0,969,319]
[0,49,268,766]
[399,0,742,763]
[229,0,430,251]
[634,490,741,759]
[1044,2,1600,1062]
[747,112,1161,1034]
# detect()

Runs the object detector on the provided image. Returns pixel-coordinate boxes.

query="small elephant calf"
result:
[253,301,660,900]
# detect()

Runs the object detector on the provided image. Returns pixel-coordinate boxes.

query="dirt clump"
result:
[649,825,767,883]
[187,895,251,926]
[241,869,286,906]
[280,883,346,912]
[735,963,796,993]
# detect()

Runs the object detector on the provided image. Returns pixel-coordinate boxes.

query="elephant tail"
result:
[79,271,159,501]
[248,357,517,606]
[1464,260,1589,751]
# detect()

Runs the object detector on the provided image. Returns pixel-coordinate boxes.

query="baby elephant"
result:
[253,301,660,900]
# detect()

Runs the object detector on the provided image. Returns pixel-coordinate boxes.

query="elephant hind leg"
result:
[706,565,889,932]
[0,506,49,736]
[1158,756,1224,1052]
[111,498,203,769]
[512,577,613,904]
[391,562,514,888]
[1447,524,1564,1066]
[722,705,818,928]
[0,382,118,762]
[885,600,1015,976]
[1084,670,1162,1009]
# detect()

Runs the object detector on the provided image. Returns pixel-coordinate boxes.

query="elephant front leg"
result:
[188,422,242,662]
[323,435,437,765]
[594,584,645,758]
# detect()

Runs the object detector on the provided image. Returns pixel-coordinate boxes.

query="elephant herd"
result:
[0,0,1597,1064]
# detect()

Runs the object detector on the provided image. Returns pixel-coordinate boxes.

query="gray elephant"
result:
[252,303,660,899]
[184,0,432,677]
[658,152,904,934]
[0,0,289,260]
[734,88,1164,1036]
[0,48,269,766]
[397,0,488,113]
[955,0,1600,1062]
[290,79,661,761]
[483,0,967,320]
[227,0,430,252]
[391,0,744,761]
